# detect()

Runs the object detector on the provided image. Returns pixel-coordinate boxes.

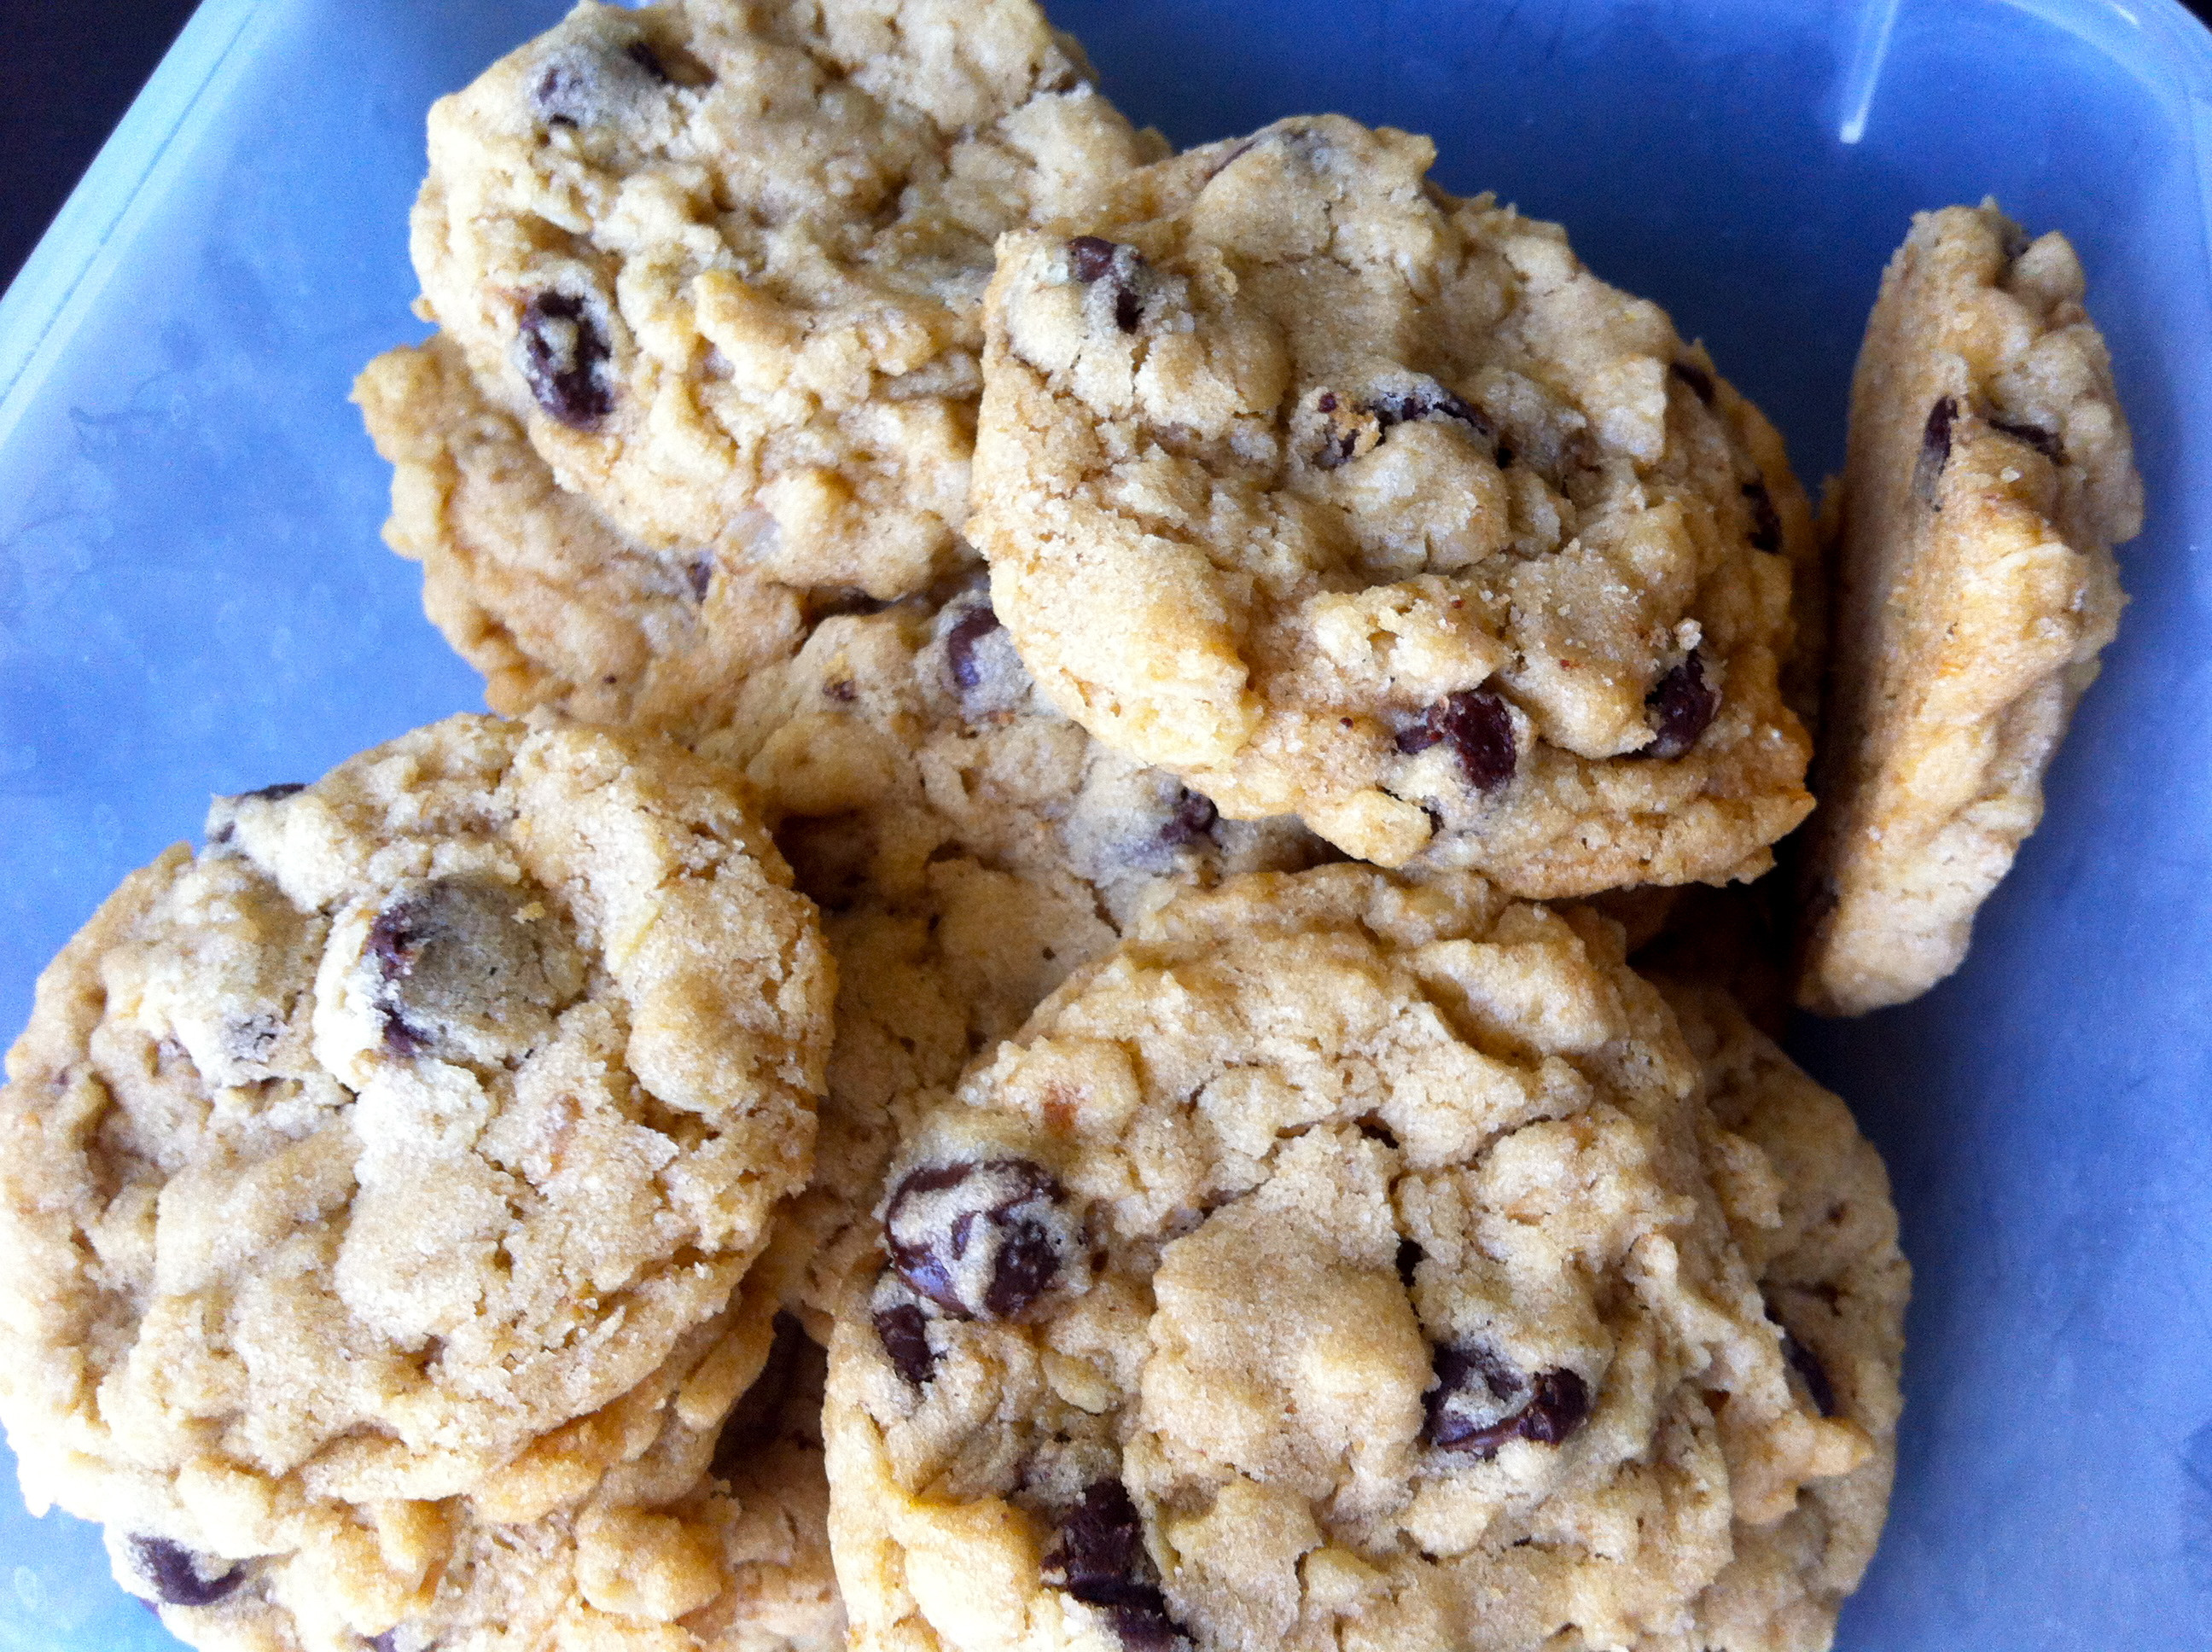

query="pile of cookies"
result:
[0,3,2140,1650]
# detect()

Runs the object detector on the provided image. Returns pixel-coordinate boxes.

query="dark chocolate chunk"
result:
[1641,650,1719,760]
[944,603,1004,692]
[885,1158,1072,1321]
[1396,689,1516,793]
[1042,1482,1185,1651]
[1780,1327,1839,1419]
[1990,416,2064,462]
[1912,394,1958,506]
[1067,236,1119,283]
[1424,1344,1591,1457]
[1155,789,1218,849]
[129,1535,244,1608]
[519,291,614,430]
[1669,360,1717,404]
[1742,478,1783,553]
[874,1297,938,1387]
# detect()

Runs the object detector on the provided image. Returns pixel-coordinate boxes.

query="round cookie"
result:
[0,715,835,1606]
[413,0,1163,602]
[696,587,1324,1334]
[824,865,1877,1652]
[135,1288,844,1652]
[356,333,806,736]
[970,115,1815,887]
[1795,201,2141,1016]
[1665,980,1909,1651]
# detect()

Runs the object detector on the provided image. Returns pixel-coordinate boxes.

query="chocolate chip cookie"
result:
[823,865,1877,1652]
[0,716,833,1626]
[696,588,1324,1335]
[1796,201,2140,1015]
[357,333,806,736]
[971,116,1815,888]
[412,0,1161,604]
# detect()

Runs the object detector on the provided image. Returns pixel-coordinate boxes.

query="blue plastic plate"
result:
[3,2,2209,1647]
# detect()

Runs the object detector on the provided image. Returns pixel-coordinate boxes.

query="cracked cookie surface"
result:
[822,865,1881,1652]
[0,715,833,1626]
[412,0,1161,605]
[972,115,1814,890]
[1796,201,2140,1015]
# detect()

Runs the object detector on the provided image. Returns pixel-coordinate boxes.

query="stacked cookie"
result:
[2,1,2144,1649]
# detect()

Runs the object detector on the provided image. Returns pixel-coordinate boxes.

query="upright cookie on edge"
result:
[0,716,834,1637]
[971,115,1817,891]
[1796,201,2141,1015]
[824,865,1884,1652]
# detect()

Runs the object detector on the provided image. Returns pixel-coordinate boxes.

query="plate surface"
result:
[2,2,2209,1647]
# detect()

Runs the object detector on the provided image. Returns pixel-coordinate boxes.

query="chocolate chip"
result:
[1742,478,1783,553]
[1990,416,2064,462]
[519,291,613,430]
[1042,1482,1185,1651]
[944,603,1004,692]
[1396,689,1516,793]
[1780,1327,1839,1419]
[1067,236,1119,282]
[1912,394,1958,506]
[236,782,305,802]
[687,554,713,601]
[1155,789,1217,849]
[1669,360,1716,405]
[874,1296,937,1387]
[1642,651,1718,760]
[1423,1345,1591,1457]
[1368,383,1495,445]
[128,1535,243,1608]
[1063,237,1149,333]
[885,1159,1074,1321]
[364,876,578,1062]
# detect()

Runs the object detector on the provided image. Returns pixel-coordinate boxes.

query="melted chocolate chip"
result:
[1043,1482,1185,1651]
[1780,1327,1839,1419]
[944,603,1004,692]
[1396,689,1516,793]
[236,782,305,802]
[1369,383,1495,443]
[1155,789,1218,849]
[1642,651,1719,760]
[1669,360,1716,405]
[1990,416,2064,462]
[1067,236,1119,283]
[874,1298,937,1386]
[1424,1345,1591,1457]
[1064,236,1149,333]
[1912,394,1958,506]
[519,291,613,429]
[1742,478,1783,553]
[713,1312,806,1477]
[363,876,575,1062]
[687,554,713,601]
[885,1159,1072,1321]
[129,1535,244,1608]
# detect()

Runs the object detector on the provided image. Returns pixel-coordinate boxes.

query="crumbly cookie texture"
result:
[696,588,1324,1335]
[140,1292,844,1652]
[356,333,806,736]
[1796,201,2140,1016]
[824,865,1877,1652]
[413,0,1162,602]
[971,115,1814,888]
[0,715,834,1608]
[1663,981,1909,1651]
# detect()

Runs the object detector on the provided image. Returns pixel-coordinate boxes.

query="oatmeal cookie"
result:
[1796,201,2140,1015]
[0,716,834,1603]
[696,587,1322,1334]
[413,0,1161,602]
[356,333,806,736]
[824,865,1876,1652]
[972,115,1815,887]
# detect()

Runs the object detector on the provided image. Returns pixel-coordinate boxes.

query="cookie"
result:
[823,865,1877,1652]
[970,115,1816,888]
[136,1289,844,1652]
[1664,981,1909,1651]
[1796,201,2141,1015]
[412,0,1162,603]
[0,715,835,1608]
[356,334,806,736]
[696,587,1324,1334]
